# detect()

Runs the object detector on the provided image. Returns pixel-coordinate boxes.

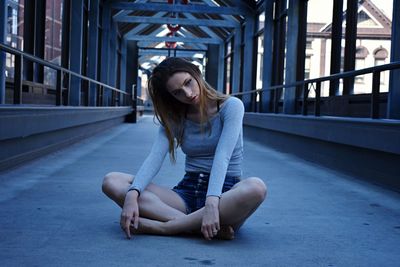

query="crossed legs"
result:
[102,172,267,238]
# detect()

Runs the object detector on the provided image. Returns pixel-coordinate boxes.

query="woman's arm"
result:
[201,97,244,239]
[207,97,244,197]
[122,126,169,239]
[129,126,170,193]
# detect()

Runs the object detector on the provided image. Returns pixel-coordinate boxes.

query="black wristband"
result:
[127,187,140,197]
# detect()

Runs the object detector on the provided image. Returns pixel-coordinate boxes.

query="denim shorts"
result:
[172,172,241,214]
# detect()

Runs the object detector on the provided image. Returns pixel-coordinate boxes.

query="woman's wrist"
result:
[205,195,220,207]
[127,188,140,198]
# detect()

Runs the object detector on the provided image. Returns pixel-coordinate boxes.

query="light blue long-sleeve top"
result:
[129,96,244,197]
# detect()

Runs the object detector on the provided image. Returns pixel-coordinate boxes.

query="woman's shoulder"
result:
[220,96,244,112]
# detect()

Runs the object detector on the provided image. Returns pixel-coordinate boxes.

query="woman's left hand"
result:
[201,196,220,240]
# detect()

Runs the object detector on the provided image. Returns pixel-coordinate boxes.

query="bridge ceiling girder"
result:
[112,0,257,72]
[110,2,249,16]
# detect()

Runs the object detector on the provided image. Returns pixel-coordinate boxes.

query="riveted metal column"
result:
[205,44,220,90]
[100,2,111,106]
[272,0,287,113]
[343,0,358,95]
[61,0,71,105]
[261,0,274,113]
[34,0,46,83]
[0,0,6,104]
[120,38,127,99]
[109,22,117,88]
[284,0,304,114]
[295,0,307,103]
[23,0,34,81]
[217,44,225,92]
[231,27,241,95]
[388,0,400,119]
[69,0,83,106]
[125,41,138,123]
[242,14,255,111]
[329,0,343,96]
[87,0,99,106]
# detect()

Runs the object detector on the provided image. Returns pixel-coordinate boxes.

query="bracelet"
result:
[127,187,141,197]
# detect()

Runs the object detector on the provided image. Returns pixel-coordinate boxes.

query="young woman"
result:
[102,57,267,240]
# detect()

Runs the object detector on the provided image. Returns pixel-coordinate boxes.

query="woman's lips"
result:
[190,96,198,102]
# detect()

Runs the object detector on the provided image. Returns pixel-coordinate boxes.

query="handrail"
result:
[232,61,400,96]
[0,42,130,98]
[232,60,400,119]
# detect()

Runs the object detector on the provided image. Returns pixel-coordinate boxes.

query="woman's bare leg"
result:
[131,177,267,237]
[102,172,187,222]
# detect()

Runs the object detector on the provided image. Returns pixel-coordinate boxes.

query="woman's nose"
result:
[183,87,192,97]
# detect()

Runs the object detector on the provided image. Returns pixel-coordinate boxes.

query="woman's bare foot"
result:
[216,225,235,240]
[130,217,166,235]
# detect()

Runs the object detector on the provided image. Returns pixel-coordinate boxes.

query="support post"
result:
[23,0,35,81]
[100,3,111,106]
[343,0,358,95]
[284,0,303,114]
[87,0,99,106]
[387,0,400,119]
[329,0,343,96]
[13,54,22,104]
[217,44,225,92]
[34,0,46,83]
[242,13,255,111]
[261,0,274,113]
[205,44,220,90]
[125,41,138,123]
[231,27,241,95]
[0,0,6,104]
[272,0,287,112]
[69,0,84,106]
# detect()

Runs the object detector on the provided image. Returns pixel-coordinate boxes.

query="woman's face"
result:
[166,72,200,105]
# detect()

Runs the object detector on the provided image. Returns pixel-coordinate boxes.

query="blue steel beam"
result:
[283,0,301,114]
[69,0,83,106]
[110,2,246,15]
[139,49,205,58]
[87,0,99,106]
[217,44,225,92]
[100,3,111,106]
[241,14,255,111]
[125,35,222,44]
[0,0,6,104]
[114,16,238,28]
[182,12,223,41]
[231,27,241,95]
[261,0,274,112]
[388,0,400,119]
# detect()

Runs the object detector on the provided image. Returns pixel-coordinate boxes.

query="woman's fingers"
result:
[201,223,220,240]
[120,212,132,239]
[125,216,132,239]
[131,211,139,230]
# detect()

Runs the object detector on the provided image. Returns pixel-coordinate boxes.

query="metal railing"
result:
[0,42,132,107]
[233,61,400,119]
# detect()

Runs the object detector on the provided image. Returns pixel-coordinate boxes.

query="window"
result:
[304,56,311,80]
[355,46,368,83]
[374,47,388,85]
[44,0,64,86]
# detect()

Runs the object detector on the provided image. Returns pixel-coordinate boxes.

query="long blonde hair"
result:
[147,57,228,162]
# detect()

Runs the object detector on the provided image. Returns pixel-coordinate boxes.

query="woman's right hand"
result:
[120,190,140,239]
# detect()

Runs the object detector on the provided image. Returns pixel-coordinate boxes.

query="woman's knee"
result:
[101,172,127,194]
[241,177,267,204]
[102,172,116,194]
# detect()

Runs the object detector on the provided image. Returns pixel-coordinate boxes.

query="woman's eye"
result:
[186,79,192,86]
[173,90,181,96]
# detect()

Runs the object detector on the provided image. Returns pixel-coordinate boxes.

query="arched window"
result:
[374,47,389,84]
[355,46,369,83]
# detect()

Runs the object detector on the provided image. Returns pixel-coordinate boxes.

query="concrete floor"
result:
[0,115,399,267]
